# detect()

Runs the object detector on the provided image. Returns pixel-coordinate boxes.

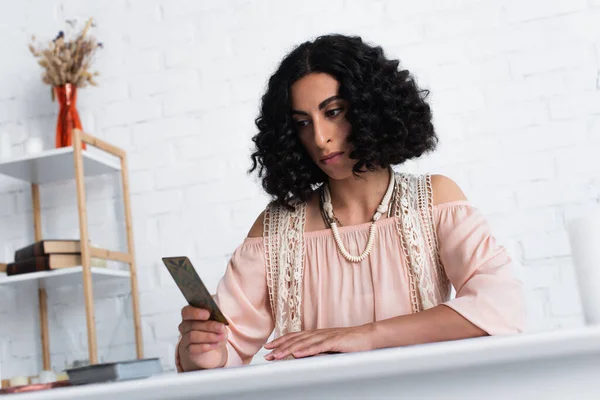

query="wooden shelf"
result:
[0,267,130,290]
[0,131,144,366]
[0,147,120,184]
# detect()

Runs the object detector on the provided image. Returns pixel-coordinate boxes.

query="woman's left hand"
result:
[263,324,375,361]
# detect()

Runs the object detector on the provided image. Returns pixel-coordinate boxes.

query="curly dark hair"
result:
[249,34,437,209]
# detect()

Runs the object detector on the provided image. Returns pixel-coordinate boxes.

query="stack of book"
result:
[6,240,82,276]
[66,358,163,385]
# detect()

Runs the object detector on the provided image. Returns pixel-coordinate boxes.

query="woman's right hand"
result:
[178,305,228,371]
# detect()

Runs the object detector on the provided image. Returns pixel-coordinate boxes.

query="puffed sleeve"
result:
[435,201,527,335]
[176,238,274,371]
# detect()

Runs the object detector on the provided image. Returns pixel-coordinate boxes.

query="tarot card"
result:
[161,256,229,325]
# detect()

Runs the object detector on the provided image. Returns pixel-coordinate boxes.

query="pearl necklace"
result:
[322,169,396,263]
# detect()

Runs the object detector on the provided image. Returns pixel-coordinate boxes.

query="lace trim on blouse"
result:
[264,200,306,337]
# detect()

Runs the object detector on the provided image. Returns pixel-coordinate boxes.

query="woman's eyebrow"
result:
[291,95,343,116]
[318,95,342,110]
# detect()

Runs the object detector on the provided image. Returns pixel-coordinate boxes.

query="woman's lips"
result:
[321,152,344,165]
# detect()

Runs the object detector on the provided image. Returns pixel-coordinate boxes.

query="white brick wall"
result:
[1,0,598,378]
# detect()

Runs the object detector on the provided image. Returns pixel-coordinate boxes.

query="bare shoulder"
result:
[246,211,265,238]
[430,174,467,206]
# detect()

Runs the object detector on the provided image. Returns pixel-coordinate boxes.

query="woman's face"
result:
[290,72,353,180]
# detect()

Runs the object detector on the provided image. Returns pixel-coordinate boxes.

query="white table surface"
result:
[10,325,600,400]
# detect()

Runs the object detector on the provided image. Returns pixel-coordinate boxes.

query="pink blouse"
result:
[176,200,526,370]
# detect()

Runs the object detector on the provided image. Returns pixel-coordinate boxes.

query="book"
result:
[66,358,163,385]
[6,254,82,276]
[14,240,81,261]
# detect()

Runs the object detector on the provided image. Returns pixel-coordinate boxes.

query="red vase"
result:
[54,84,86,149]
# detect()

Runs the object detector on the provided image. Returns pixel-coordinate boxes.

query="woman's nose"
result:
[313,118,330,148]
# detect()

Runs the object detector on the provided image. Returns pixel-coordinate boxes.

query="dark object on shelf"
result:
[66,358,163,385]
[6,254,82,276]
[14,239,81,261]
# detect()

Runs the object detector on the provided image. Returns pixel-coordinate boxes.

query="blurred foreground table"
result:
[12,326,600,400]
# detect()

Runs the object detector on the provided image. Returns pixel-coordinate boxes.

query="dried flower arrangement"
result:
[28,17,103,148]
[29,17,103,94]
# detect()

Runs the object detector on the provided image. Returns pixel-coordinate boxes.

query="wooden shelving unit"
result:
[0,129,143,368]
[0,145,121,184]
[0,266,130,288]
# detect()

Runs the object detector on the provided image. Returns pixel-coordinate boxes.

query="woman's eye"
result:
[325,108,343,118]
[294,120,310,128]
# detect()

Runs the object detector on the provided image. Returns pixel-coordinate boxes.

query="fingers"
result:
[182,328,226,344]
[265,333,325,361]
[266,338,327,361]
[187,343,221,356]
[263,331,304,349]
[181,328,227,354]
[270,333,313,356]
[179,306,228,357]
[290,342,328,359]
[184,329,226,344]
[181,305,211,321]
[272,337,314,359]
[179,320,226,335]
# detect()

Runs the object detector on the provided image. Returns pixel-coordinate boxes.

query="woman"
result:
[175,34,526,371]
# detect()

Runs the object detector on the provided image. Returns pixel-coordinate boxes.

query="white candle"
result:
[9,375,28,387]
[567,206,600,325]
[25,137,43,155]
[38,370,56,384]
